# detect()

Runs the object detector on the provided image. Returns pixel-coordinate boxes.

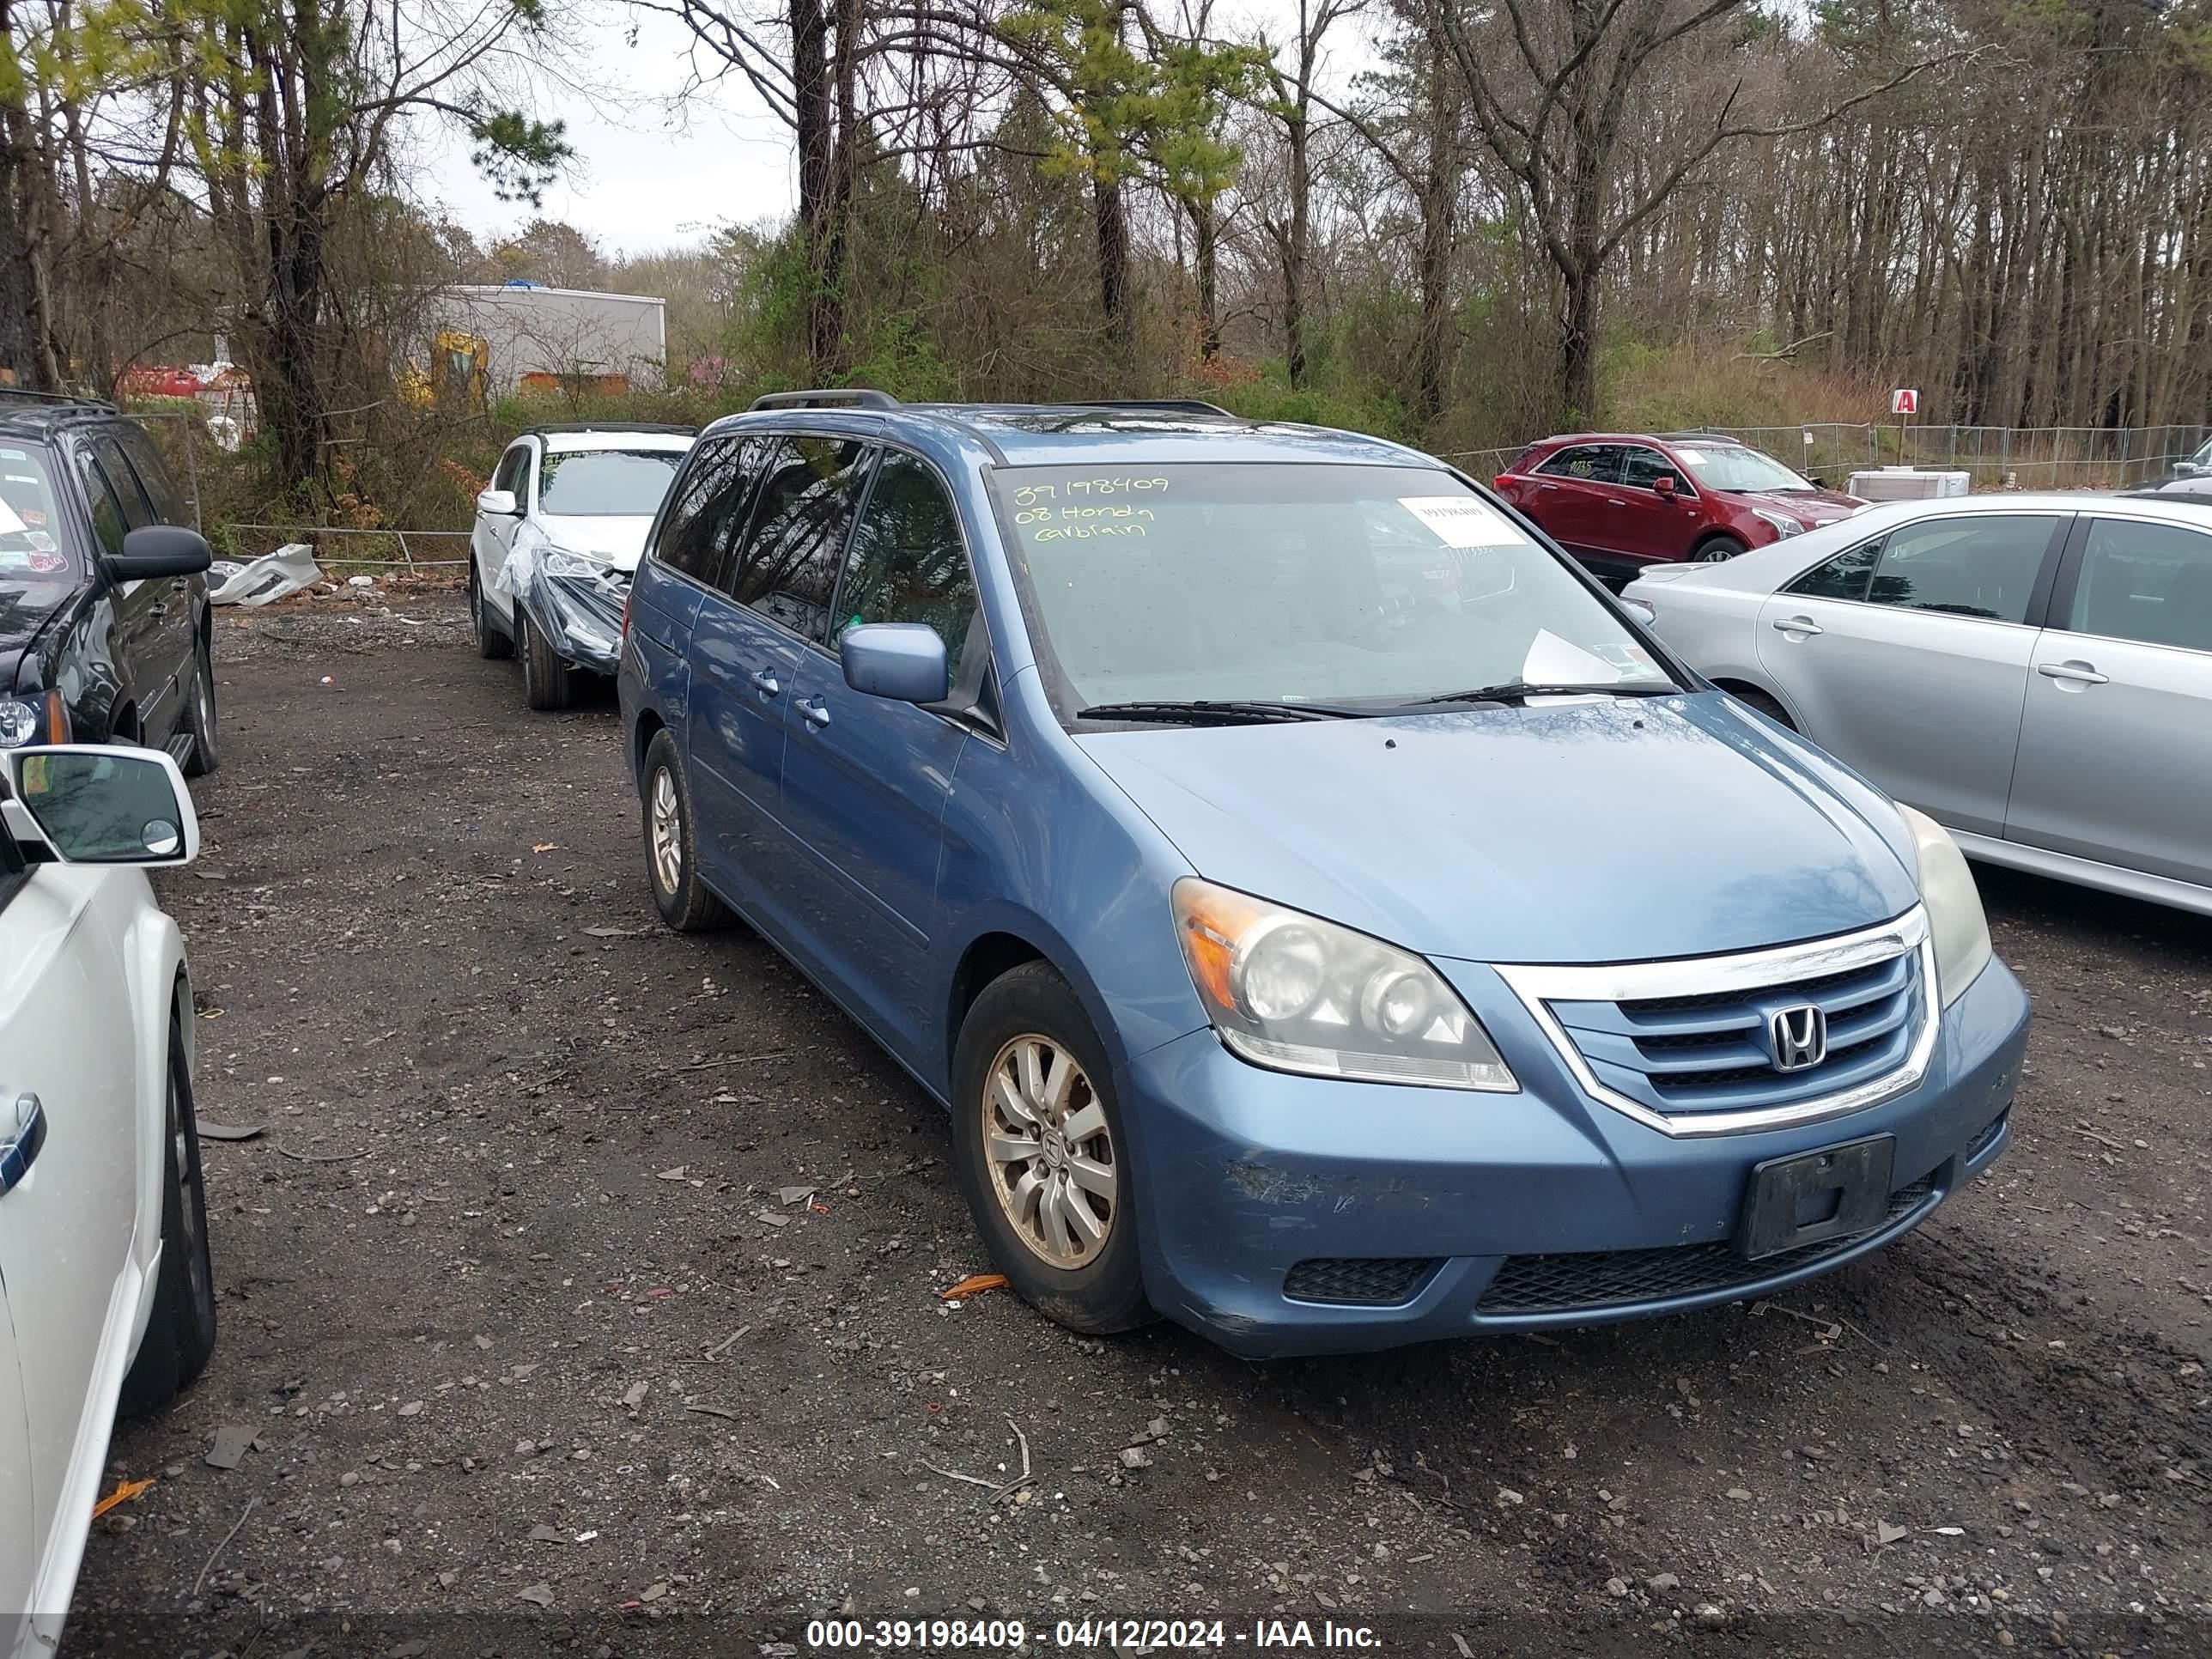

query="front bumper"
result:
[1120,955,2028,1358]
[498,550,629,674]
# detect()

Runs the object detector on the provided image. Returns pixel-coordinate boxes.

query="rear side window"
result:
[730,436,873,642]
[115,424,189,523]
[835,452,978,678]
[1536,444,1623,483]
[653,435,763,586]
[2067,519,2212,653]
[1789,538,1883,602]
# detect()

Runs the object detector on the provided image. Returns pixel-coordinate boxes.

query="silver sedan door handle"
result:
[748,667,782,697]
[1771,616,1824,636]
[2038,660,2108,685]
[1,1091,46,1197]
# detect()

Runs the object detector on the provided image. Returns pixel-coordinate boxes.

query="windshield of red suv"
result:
[991,462,1670,714]
[0,445,75,580]
[1673,443,1814,493]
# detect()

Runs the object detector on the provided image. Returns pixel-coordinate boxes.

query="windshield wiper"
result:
[1076,699,1374,726]
[1412,680,1678,707]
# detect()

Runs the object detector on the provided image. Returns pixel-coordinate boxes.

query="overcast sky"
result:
[422,1,1370,261]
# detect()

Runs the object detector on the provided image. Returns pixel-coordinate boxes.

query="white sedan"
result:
[467,423,695,710]
[1624,493,2212,915]
[1,744,214,1657]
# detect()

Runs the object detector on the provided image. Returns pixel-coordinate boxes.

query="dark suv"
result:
[0,393,216,769]
[1493,431,1865,587]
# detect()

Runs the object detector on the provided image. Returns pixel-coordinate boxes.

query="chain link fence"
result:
[222,523,471,571]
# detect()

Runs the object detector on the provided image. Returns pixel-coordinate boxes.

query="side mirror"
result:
[1653,475,1678,499]
[3,744,198,866]
[840,622,949,704]
[477,488,520,517]
[102,524,213,584]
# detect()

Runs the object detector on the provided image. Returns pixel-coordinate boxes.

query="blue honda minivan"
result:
[615,392,2028,1357]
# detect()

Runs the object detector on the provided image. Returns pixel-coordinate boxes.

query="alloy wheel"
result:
[649,766,683,895]
[981,1035,1117,1267]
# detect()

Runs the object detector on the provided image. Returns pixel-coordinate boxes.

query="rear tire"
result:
[642,728,731,932]
[473,564,514,660]
[951,963,1152,1335]
[180,633,218,777]
[1693,534,1747,562]
[118,1012,217,1418]
[519,611,574,711]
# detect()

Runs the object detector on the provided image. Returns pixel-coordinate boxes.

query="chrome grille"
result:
[1494,912,1938,1137]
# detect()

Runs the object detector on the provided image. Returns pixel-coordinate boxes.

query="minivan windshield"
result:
[991,463,1672,717]
[538,448,685,517]
[1675,444,1814,494]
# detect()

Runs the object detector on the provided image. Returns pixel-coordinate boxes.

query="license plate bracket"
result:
[1735,1134,1895,1261]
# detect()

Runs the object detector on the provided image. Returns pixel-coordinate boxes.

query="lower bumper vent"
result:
[1283,1257,1438,1306]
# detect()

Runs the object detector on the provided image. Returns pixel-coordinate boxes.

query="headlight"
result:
[543,548,613,580]
[1897,804,1992,1006]
[0,699,39,747]
[1171,878,1516,1091]
[1753,508,1807,539]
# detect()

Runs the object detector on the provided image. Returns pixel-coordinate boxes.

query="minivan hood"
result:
[1076,694,1919,964]
[534,514,656,572]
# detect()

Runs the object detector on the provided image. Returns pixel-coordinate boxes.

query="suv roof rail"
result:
[1074,398,1237,418]
[526,421,696,436]
[1656,428,1741,443]
[0,386,116,412]
[749,388,900,412]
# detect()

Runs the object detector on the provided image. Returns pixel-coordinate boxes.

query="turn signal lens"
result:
[1171,878,1517,1091]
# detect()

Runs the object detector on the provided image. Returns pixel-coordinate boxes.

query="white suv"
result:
[468,423,695,709]
[0,744,215,1657]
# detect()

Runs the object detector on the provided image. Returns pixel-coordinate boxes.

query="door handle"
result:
[748,667,782,697]
[1605,498,1627,507]
[1771,616,1824,636]
[0,1091,46,1197]
[2038,661,2108,685]
[797,696,831,729]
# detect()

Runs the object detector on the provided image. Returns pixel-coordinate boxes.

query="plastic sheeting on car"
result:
[494,543,628,674]
[210,543,321,607]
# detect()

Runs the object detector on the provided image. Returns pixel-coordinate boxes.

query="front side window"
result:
[491,443,532,497]
[653,435,763,587]
[729,436,873,642]
[1864,514,2057,623]
[836,452,978,678]
[91,436,154,529]
[2066,518,2212,653]
[0,444,76,578]
[76,449,130,558]
[1674,444,1814,494]
[990,463,1670,715]
[116,424,189,523]
[1620,447,1686,493]
[1535,444,1621,484]
[537,448,685,517]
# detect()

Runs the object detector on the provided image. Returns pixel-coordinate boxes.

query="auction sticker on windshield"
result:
[1397,495,1534,550]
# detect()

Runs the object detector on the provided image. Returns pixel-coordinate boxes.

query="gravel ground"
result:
[60,592,2212,1656]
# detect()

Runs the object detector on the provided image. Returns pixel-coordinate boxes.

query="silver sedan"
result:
[1622,494,2212,916]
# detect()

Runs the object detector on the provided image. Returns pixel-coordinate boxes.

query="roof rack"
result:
[1073,398,1237,418]
[1656,428,1743,443]
[527,421,696,436]
[0,386,116,412]
[748,389,900,412]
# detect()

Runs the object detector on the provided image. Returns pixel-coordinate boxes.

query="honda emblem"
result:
[1769,1005,1827,1072]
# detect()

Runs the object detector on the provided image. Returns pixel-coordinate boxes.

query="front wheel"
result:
[180,632,218,777]
[119,1012,218,1417]
[641,728,731,932]
[951,963,1152,1334]
[1693,535,1747,562]
[519,611,574,711]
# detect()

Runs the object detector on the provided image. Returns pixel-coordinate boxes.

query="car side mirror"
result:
[477,488,520,516]
[841,623,949,704]
[1654,475,1678,499]
[3,744,198,866]
[102,524,213,584]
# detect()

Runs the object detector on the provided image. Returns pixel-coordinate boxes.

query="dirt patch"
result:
[64,604,2212,1654]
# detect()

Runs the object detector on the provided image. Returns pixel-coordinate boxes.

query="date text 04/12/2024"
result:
[801,1619,1384,1650]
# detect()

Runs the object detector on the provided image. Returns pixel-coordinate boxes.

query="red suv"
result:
[1492,431,1865,587]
